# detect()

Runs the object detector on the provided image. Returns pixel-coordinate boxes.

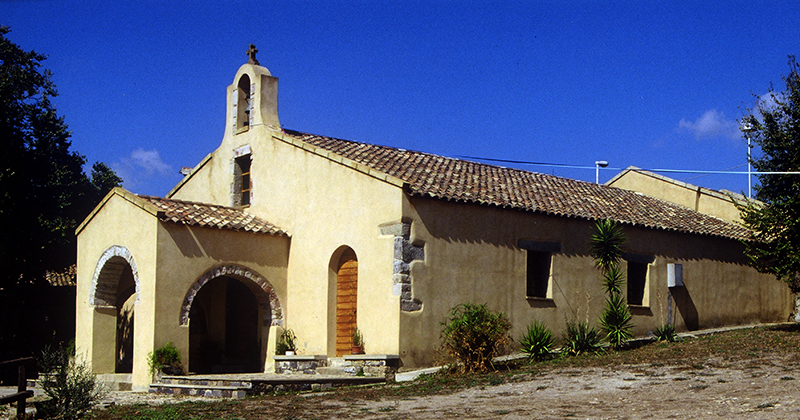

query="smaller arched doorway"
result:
[335,248,358,356]
[182,265,283,374]
[90,245,140,374]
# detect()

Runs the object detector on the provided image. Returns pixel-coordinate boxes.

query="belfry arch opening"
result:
[236,74,251,131]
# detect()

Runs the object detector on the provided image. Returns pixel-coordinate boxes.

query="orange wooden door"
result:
[336,249,358,356]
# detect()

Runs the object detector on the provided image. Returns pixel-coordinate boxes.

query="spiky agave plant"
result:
[519,321,554,361]
[590,219,625,273]
[561,320,603,356]
[599,293,634,348]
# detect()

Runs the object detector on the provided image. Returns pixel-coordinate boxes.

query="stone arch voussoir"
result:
[180,264,283,327]
[90,245,140,308]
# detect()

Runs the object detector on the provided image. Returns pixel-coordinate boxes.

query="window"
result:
[519,241,560,300]
[234,154,251,207]
[526,251,552,299]
[625,257,651,306]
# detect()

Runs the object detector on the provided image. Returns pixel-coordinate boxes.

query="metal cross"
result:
[247,44,260,65]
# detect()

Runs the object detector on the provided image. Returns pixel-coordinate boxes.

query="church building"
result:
[75,47,792,391]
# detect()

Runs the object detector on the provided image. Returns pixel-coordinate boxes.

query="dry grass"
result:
[90,324,800,420]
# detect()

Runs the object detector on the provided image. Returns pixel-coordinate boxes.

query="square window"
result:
[526,251,551,299]
[627,261,648,306]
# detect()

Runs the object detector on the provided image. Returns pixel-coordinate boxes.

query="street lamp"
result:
[740,122,755,198]
[595,160,609,184]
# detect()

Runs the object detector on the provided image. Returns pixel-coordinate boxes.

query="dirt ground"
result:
[254,354,800,419]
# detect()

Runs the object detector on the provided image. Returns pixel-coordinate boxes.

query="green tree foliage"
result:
[0,26,121,288]
[737,56,800,294]
[439,302,511,372]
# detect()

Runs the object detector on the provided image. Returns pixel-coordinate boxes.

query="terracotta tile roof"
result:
[140,195,288,236]
[283,129,751,241]
[46,264,77,286]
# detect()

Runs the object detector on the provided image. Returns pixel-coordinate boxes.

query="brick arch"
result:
[90,245,140,308]
[180,264,283,327]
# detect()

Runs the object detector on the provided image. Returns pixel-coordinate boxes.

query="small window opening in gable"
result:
[627,261,648,306]
[234,154,252,207]
[526,250,552,299]
[236,74,251,132]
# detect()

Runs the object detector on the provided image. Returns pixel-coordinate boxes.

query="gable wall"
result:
[399,195,791,368]
[607,170,743,223]
[75,194,159,389]
[170,124,405,356]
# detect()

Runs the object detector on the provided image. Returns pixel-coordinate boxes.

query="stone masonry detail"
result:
[381,222,424,312]
[90,245,139,308]
[180,264,283,327]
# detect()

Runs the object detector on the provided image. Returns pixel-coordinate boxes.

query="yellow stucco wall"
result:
[76,193,159,391]
[398,195,792,368]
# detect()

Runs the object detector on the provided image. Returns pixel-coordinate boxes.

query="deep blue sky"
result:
[3,1,799,197]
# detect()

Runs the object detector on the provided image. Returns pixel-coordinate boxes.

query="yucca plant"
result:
[599,293,634,348]
[589,219,625,273]
[653,323,677,342]
[591,219,635,349]
[519,321,555,361]
[561,320,603,356]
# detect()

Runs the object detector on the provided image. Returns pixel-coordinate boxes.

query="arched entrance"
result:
[335,248,358,356]
[181,265,282,374]
[89,245,140,374]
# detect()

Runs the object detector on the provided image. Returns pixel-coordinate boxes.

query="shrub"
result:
[654,323,677,342]
[440,302,511,372]
[561,320,603,356]
[148,342,182,375]
[519,321,554,361]
[38,346,106,420]
[275,328,298,355]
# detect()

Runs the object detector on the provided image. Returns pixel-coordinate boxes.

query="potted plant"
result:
[148,342,183,377]
[351,327,364,354]
[276,328,298,355]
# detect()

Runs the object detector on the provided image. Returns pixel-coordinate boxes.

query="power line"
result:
[456,155,800,176]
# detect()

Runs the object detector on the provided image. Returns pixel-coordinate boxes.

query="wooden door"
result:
[336,249,358,356]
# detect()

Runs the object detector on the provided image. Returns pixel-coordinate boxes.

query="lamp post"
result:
[740,122,755,199]
[595,160,609,184]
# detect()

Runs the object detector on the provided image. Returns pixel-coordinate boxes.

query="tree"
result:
[590,219,633,349]
[0,26,122,288]
[737,55,800,320]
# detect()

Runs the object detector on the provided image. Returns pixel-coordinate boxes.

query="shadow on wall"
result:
[671,287,699,331]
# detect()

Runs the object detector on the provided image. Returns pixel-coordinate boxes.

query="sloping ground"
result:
[45,324,800,419]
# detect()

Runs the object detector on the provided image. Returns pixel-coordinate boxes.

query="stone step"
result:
[148,374,385,398]
[149,382,248,399]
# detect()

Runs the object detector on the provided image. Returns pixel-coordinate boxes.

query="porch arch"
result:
[90,245,140,308]
[179,264,283,327]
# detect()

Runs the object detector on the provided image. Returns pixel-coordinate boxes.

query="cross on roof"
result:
[247,44,259,65]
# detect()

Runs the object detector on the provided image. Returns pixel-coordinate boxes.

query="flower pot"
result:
[285,351,295,356]
[351,345,364,355]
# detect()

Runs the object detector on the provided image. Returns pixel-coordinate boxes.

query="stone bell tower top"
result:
[226,44,279,135]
